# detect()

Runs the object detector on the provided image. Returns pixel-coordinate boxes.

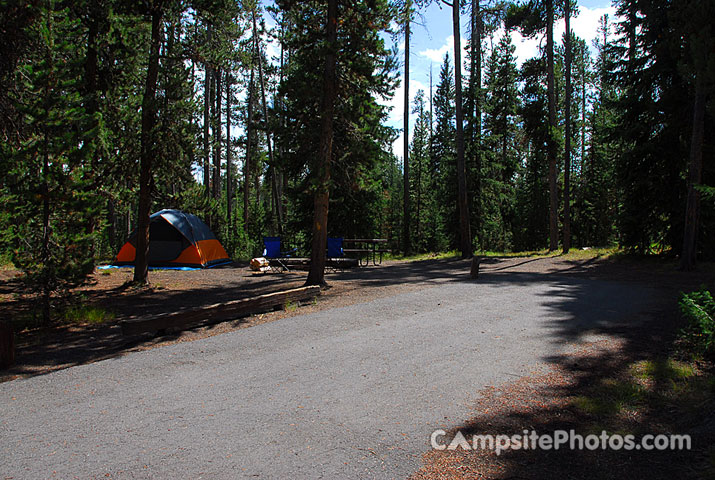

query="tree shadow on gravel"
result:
[0,264,310,380]
[1,256,500,381]
[410,259,715,480]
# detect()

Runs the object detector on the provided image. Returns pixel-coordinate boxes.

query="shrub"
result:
[679,287,715,357]
[62,305,115,325]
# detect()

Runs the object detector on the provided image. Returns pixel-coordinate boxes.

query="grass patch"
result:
[0,252,15,271]
[284,301,299,312]
[571,354,714,426]
[386,250,461,262]
[630,358,696,382]
[478,246,622,260]
[571,378,646,416]
[387,246,623,262]
[478,248,555,258]
[8,312,45,332]
[62,305,115,325]
[7,303,115,330]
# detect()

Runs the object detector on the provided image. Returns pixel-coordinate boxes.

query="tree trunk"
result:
[40,4,55,325]
[253,8,282,233]
[581,41,586,178]
[451,0,472,258]
[213,67,222,203]
[244,65,254,228]
[278,16,288,230]
[226,70,233,227]
[563,0,572,253]
[203,26,212,197]
[546,0,558,251]
[107,198,116,251]
[403,0,411,255]
[471,0,483,248]
[41,134,51,324]
[133,8,162,285]
[680,76,706,271]
[305,0,338,287]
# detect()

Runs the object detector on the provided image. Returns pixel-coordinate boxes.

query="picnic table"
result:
[343,238,389,266]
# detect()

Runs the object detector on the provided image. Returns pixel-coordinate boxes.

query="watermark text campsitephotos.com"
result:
[430,429,691,456]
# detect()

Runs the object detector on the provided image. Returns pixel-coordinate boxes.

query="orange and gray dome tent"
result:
[114,209,230,268]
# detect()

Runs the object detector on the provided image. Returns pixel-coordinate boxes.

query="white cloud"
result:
[570,6,616,44]
[420,42,451,63]
[485,5,617,67]
[510,31,540,67]
[418,35,469,71]
[265,39,281,62]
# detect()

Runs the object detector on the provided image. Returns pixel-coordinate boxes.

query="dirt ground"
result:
[0,254,712,382]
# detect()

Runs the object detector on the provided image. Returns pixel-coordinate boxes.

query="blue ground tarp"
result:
[98,265,199,271]
[98,260,232,271]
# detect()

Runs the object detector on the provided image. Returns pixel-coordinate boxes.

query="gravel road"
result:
[1,273,661,479]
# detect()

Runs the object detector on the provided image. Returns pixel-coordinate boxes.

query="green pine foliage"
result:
[575,15,618,247]
[2,2,103,323]
[513,57,550,251]
[429,54,457,252]
[277,0,398,250]
[680,287,715,357]
[408,90,432,252]
[1,0,713,308]
[481,32,520,251]
[612,1,689,254]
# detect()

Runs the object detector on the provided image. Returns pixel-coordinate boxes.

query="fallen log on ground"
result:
[120,286,321,336]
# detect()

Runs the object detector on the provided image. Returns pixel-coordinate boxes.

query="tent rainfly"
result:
[114,209,230,268]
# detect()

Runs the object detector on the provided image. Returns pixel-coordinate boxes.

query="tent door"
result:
[148,218,191,263]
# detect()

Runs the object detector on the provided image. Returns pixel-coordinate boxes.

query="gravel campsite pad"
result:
[1,255,714,478]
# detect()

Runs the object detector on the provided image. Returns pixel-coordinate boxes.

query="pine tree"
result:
[409,90,432,252]
[481,32,519,251]
[447,0,473,257]
[514,56,550,250]
[431,54,457,252]
[2,1,102,322]
[133,0,164,285]
[507,0,563,251]
[613,0,691,254]
[400,0,413,255]
[579,14,616,247]
[276,0,397,284]
[676,0,715,270]
[562,0,573,253]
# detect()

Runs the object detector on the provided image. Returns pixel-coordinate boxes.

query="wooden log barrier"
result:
[120,286,321,336]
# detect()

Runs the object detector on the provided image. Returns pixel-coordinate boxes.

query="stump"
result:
[0,321,15,369]
[470,256,480,279]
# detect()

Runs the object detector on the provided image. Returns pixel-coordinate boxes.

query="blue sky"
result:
[385,0,618,160]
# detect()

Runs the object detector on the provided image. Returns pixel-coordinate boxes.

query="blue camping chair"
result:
[262,236,296,271]
[327,237,352,272]
[327,237,344,258]
[262,236,281,258]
